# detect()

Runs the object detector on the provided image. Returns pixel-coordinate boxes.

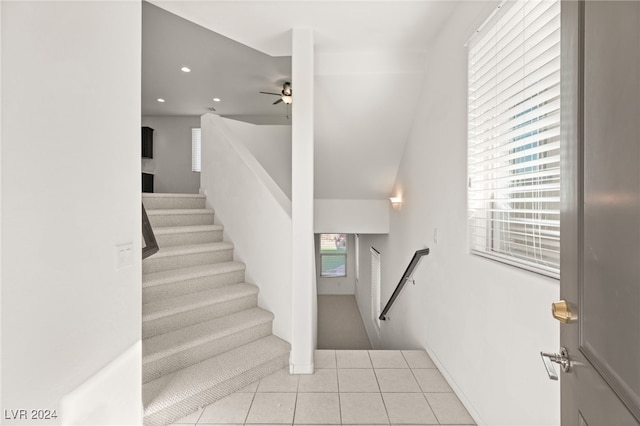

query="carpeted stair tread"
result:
[142,262,245,289]
[142,283,258,322]
[153,224,223,235]
[146,208,214,216]
[143,335,290,419]
[143,308,273,364]
[149,242,233,259]
[143,194,207,210]
[143,193,206,198]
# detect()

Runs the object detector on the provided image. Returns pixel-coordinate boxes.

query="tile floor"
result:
[171,350,475,426]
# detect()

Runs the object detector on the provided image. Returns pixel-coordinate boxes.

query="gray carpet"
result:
[317,295,372,350]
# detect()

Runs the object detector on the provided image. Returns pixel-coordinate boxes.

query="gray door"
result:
[559,1,640,424]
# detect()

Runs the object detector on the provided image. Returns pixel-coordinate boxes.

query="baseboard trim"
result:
[289,362,314,375]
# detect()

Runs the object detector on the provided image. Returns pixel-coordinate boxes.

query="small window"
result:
[319,233,347,277]
[355,234,360,282]
[192,128,201,172]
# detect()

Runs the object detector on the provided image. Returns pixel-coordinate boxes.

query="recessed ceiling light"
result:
[181,66,191,73]
[157,98,165,103]
[213,98,221,102]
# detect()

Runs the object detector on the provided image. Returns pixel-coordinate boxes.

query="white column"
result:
[290,27,316,374]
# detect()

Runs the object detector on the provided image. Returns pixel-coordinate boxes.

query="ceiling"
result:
[144,1,464,199]
[142,2,293,124]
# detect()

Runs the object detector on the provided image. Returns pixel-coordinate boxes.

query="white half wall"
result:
[141,116,201,194]
[200,113,292,344]
[221,118,292,199]
[314,199,389,234]
[1,2,142,424]
[354,3,560,425]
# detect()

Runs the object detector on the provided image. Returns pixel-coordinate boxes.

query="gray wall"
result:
[142,116,201,194]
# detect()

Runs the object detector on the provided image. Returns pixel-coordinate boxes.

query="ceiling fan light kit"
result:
[260,81,293,105]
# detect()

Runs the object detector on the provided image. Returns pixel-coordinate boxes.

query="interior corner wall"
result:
[1,2,142,424]
[355,2,561,425]
[315,234,356,295]
[220,119,292,199]
[141,116,201,194]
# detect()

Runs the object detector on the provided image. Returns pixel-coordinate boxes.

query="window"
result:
[355,234,360,283]
[319,233,347,277]
[370,247,381,328]
[192,128,201,172]
[467,0,561,278]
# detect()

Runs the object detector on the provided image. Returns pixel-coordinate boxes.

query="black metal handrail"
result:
[142,203,159,259]
[379,248,430,321]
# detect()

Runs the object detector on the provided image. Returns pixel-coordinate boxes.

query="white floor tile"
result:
[375,369,421,393]
[402,351,436,369]
[368,351,409,369]
[412,369,452,393]
[336,350,373,368]
[258,368,299,392]
[425,393,475,424]
[338,369,380,392]
[237,381,259,393]
[172,407,203,424]
[340,393,389,424]
[245,393,297,424]
[315,350,337,368]
[382,393,438,424]
[198,393,254,424]
[294,393,341,424]
[298,368,338,392]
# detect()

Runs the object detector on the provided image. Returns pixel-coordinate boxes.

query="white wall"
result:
[220,118,292,199]
[354,2,560,425]
[141,116,201,194]
[290,28,317,374]
[314,199,389,234]
[1,2,141,425]
[315,234,356,295]
[200,114,292,344]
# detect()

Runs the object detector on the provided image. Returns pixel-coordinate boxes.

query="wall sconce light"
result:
[389,196,402,209]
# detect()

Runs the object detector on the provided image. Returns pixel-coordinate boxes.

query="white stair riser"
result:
[143,196,206,210]
[142,294,257,339]
[143,322,273,384]
[155,229,223,247]
[143,353,289,426]
[149,212,214,227]
[143,249,233,274]
[143,270,245,304]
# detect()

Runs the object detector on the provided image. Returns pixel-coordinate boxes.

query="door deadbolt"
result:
[552,300,574,323]
[540,347,571,380]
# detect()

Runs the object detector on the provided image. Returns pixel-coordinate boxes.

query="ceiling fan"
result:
[260,82,292,105]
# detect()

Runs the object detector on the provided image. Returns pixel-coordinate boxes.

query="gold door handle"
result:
[552,300,573,323]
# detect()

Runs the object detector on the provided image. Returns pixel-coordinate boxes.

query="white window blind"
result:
[370,247,381,328]
[192,128,201,172]
[467,0,561,278]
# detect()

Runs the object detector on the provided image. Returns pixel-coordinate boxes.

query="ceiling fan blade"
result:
[273,99,283,105]
[260,91,280,96]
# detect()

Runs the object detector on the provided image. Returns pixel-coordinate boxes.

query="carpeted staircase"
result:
[142,193,290,426]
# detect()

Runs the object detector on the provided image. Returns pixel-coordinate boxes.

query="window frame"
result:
[319,233,347,278]
[466,0,561,279]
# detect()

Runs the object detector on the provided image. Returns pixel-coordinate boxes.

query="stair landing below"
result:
[171,349,475,426]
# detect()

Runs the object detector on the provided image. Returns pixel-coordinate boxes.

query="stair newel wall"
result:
[200,113,293,346]
[290,27,317,374]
